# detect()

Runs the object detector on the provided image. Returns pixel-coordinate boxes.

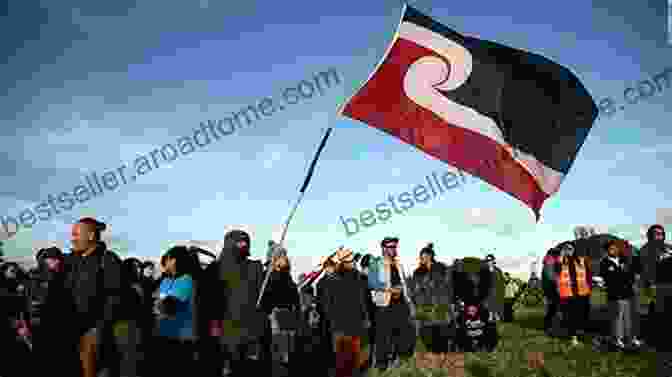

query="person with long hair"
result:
[259,243,300,372]
[153,246,197,377]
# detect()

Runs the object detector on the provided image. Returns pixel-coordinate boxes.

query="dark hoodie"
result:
[259,267,300,314]
[211,230,266,346]
[26,249,73,330]
[640,225,672,285]
[64,241,123,335]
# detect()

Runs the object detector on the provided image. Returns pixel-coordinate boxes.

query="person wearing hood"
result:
[64,217,123,377]
[21,247,79,375]
[639,224,672,349]
[259,241,301,370]
[206,230,267,376]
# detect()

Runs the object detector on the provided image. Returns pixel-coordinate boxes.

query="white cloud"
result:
[657,208,672,225]
[464,207,499,226]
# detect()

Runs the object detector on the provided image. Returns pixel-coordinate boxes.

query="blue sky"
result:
[1,0,670,268]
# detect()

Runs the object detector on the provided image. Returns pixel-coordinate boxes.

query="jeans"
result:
[608,299,634,340]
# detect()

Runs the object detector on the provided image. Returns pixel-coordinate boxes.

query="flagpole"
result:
[256,127,333,308]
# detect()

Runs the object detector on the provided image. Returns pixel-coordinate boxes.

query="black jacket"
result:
[316,271,337,336]
[25,267,75,331]
[259,269,300,313]
[208,231,266,346]
[323,270,369,336]
[410,261,453,306]
[600,256,635,300]
[63,242,123,335]
[640,241,672,284]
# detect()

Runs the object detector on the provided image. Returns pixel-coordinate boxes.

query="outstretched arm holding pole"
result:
[256,128,333,308]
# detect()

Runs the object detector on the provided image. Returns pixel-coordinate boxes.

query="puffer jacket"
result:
[410,261,453,306]
[63,242,123,335]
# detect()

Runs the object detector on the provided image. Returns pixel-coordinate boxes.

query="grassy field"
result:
[363,289,658,377]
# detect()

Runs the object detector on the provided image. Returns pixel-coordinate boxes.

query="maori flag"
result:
[339,5,598,220]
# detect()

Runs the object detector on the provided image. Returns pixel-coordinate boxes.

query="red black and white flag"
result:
[339,5,598,220]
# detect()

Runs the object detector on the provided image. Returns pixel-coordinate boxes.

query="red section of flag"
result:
[342,38,547,220]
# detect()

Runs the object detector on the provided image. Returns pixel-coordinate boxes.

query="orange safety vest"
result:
[557,257,591,298]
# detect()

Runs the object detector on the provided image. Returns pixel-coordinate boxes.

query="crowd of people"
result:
[541,224,670,351]
[1,218,670,377]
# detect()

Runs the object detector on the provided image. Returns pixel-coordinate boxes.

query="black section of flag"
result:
[402,6,598,174]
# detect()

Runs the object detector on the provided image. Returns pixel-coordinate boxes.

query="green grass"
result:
[364,305,656,377]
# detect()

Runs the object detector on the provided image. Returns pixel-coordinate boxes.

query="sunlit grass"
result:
[365,306,656,377]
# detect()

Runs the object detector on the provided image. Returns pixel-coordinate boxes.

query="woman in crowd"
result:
[259,242,300,370]
[153,246,198,377]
